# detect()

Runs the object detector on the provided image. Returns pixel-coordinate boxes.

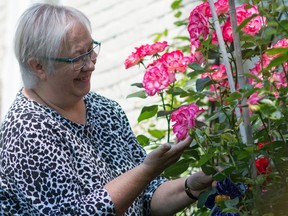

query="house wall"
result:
[0,0,200,133]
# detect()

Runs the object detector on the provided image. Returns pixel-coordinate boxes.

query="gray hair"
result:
[14,3,92,88]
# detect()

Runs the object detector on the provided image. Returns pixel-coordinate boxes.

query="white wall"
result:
[0,0,200,132]
[0,0,31,121]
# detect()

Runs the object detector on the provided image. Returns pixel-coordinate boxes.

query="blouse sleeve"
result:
[0,114,116,215]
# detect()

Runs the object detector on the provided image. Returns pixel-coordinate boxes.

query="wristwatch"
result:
[185,178,198,200]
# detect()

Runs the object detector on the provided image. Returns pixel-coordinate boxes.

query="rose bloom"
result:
[214,0,229,16]
[201,64,227,80]
[190,39,201,53]
[190,40,205,65]
[142,61,171,96]
[159,50,191,73]
[256,142,272,175]
[171,103,204,140]
[190,50,205,65]
[211,31,218,45]
[136,44,154,58]
[236,4,266,36]
[256,156,271,175]
[264,38,288,70]
[211,19,233,44]
[201,64,230,102]
[247,91,264,114]
[189,1,211,19]
[248,92,263,105]
[222,19,233,43]
[212,3,266,44]
[124,51,142,69]
[188,9,209,42]
[249,38,288,98]
[149,41,168,55]
[124,41,168,69]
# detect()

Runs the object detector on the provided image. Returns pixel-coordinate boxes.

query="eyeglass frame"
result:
[46,40,101,70]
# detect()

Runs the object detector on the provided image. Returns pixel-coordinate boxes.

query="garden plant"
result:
[124,0,288,215]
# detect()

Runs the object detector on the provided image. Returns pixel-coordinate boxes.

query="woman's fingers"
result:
[172,135,192,153]
[143,135,193,177]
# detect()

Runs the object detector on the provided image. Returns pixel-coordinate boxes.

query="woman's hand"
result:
[141,136,192,179]
[105,136,192,215]
[185,171,214,198]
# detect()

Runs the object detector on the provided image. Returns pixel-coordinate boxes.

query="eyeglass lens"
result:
[73,44,100,70]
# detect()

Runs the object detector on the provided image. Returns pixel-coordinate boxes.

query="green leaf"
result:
[278,19,288,30]
[173,36,190,41]
[260,98,275,106]
[137,105,158,122]
[197,154,213,166]
[163,159,189,177]
[127,90,147,99]
[148,129,166,139]
[213,172,226,181]
[157,110,173,118]
[136,135,149,147]
[224,197,239,208]
[166,86,187,96]
[265,47,288,55]
[188,62,206,71]
[201,164,217,175]
[213,167,235,181]
[131,83,143,88]
[171,0,182,10]
[185,149,200,160]
[244,72,262,83]
[196,77,211,92]
[222,207,239,214]
[237,151,251,160]
[265,54,288,71]
[174,19,188,27]
[225,92,242,102]
[237,14,258,32]
[174,11,182,18]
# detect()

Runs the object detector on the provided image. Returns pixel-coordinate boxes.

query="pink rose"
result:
[150,41,168,55]
[136,41,168,57]
[248,92,263,105]
[159,50,191,73]
[190,2,211,19]
[212,20,233,44]
[124,52,142,69]
[188,9,209,42]
[171,103,204,140]
[190,51,205,65]
[124,41,168,69]
[190,39,201,53]
[202,64,227,80]
[136,44,153,58]
[215,0,229,16]
[249,38,288,89]
[236,4,266,36]
[222,20,233,43]
[142,61,171,96]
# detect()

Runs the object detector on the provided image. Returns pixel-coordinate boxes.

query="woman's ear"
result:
[27,58,47,80]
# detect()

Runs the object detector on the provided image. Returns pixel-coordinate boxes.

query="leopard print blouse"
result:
[0,90,166,215]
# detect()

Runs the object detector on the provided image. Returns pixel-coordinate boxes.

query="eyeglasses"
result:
[47,40,101,71]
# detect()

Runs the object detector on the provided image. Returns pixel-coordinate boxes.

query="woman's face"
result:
[44,22,96,103]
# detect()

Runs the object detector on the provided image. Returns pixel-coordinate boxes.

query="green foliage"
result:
[127,0,288,215]
[137,105,158,122]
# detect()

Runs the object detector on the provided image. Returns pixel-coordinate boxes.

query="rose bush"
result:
[125,0,288,215]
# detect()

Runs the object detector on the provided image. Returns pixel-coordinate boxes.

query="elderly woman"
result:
[0,3,213,215]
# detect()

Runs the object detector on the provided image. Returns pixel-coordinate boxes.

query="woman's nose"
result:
[82,56,96,71]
